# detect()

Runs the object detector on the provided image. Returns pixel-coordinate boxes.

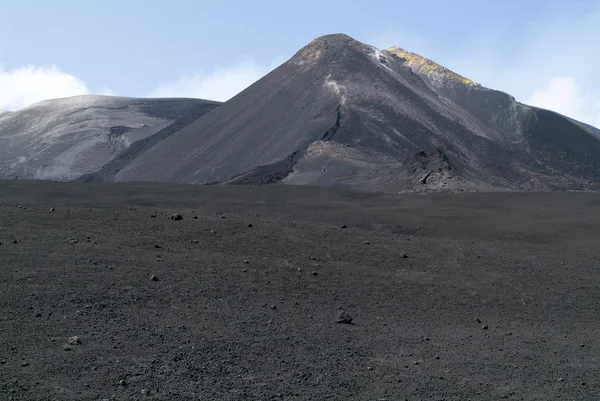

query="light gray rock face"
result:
[0,95,218,180]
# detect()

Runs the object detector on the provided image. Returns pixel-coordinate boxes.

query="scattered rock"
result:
[482,325,489,330]
[150,274,159,281]
[154,244,162,249]
[49,208,55,212]
[119,379,127,386]
[140,389,150,396]
[129,207,136,211]
[193,216,198,219]
[336,311,353,324]
[68,336,81,345]
[247,223,253,228]
[401,253,408,259]
[341,224,348,229]
[190,240,199,244]
[270,305,277,310]
[363,241,371,245]
[150,214,157,218]
[244,260,250,264]
[170,214,183,221]
[311,271,319,276]
[21,362,29,367]
[475,317,482,324]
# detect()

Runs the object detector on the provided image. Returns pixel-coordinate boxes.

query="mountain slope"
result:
[86,34,600,192]
[0,95,219,180]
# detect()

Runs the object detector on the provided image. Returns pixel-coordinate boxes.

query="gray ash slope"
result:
[86,34,600,192]
[0,95,219,181]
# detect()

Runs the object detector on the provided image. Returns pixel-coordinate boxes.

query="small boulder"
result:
[68,336,82,345]
[336,311,353,324]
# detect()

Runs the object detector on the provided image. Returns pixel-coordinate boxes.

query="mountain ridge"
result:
[0,95,220,180]
[1,33,599,192]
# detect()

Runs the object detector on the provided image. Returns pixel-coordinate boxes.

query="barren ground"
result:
[1,181,600,400]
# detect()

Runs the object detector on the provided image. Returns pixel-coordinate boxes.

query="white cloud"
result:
[0,65,90,111]
[149,58,283,102]
[527,76,600,127]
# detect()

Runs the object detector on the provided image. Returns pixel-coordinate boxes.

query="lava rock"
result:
[68,336,82,345]
[336,311,353,324]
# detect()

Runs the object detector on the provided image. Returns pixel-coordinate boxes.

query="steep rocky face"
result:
[4,34,599,192]
[91,34,599,192]
[0,95,219,181]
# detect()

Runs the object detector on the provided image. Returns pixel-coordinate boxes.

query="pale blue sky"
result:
[1,0,599,127]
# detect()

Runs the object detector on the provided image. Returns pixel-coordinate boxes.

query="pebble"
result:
[336,311,353,324]
[68,336,81,345]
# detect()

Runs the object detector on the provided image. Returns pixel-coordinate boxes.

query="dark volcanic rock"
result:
[84,34,600,192]
[336,311,353,324]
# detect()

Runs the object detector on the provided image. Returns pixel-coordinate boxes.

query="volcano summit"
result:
[3,34,600,192]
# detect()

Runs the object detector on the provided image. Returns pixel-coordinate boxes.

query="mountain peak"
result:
[291,34,374,67]
[385,46,477,86]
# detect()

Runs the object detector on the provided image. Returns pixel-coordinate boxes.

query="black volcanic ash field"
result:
[1,181,600,400]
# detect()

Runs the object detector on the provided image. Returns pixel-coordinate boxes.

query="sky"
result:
[1,0,599,128]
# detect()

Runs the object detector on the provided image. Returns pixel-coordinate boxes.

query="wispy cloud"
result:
[0,65,90,111]
[149,58,284,102]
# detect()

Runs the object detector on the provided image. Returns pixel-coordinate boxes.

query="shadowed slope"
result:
[89,34,600,191]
